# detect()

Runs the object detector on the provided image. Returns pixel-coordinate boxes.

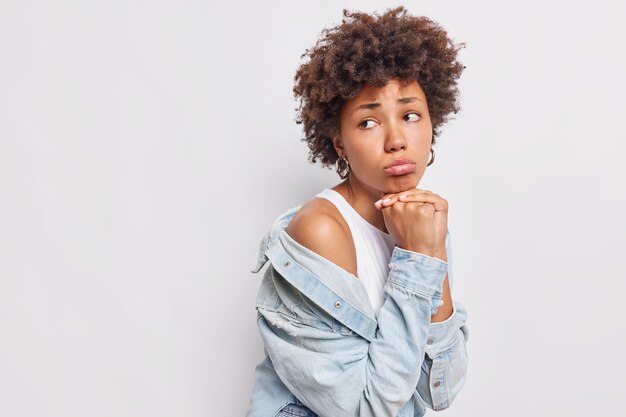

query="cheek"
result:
[417,129,433,150]
[349,152,376,172]
[345,149,380,178]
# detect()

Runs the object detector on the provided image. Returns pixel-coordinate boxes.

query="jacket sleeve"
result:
[257,246,449,417]
[415,300,469,410]
[415,229,470,410]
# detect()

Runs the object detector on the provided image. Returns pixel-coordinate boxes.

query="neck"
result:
[332,176,388,234]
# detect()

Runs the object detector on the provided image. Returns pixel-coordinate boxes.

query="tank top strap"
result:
[314,189,363,231]
[314,189,393,237]
[313,189,370,263]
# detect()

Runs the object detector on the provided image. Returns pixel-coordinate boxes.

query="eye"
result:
[404,112,421,122]
[358,119,378,129]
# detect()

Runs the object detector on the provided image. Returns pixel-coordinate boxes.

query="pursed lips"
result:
[384,157,416,168]
[384,157,416,175]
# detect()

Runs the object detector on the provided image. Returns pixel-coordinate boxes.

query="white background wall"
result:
[1,1,625,416]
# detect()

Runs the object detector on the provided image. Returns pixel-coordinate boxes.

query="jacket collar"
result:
[251,204,302,275]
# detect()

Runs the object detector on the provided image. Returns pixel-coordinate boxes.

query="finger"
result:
[376,189,432,208]
[374,198,391,210]
[397,194,447,211]
[397,189,434,198]
[375,192,395,209]
[386,189,433,200]
[396,189,440,201]
[375,193,412,209]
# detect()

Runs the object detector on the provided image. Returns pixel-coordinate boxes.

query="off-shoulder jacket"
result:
[246,204,469,417]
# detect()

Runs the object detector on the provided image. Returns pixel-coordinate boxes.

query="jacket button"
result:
[283,261,290,267]
[433,381,441,388]
[334,301,342,308]
[426,338,433,345]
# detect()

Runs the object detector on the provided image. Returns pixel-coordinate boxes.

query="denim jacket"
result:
[246,204,469,417]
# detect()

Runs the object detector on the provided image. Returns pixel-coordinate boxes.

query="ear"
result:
[331,133,344,157]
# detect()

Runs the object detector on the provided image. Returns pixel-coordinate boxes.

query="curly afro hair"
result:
[293,6,466,172]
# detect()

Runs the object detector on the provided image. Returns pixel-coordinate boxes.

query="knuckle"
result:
[417,204,433,215]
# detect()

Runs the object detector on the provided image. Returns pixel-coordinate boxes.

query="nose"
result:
[384,121,407,153]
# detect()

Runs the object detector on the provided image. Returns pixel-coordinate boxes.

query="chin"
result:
[384,174,421,193]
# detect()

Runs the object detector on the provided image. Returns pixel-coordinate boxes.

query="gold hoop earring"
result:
[427,148,435,167]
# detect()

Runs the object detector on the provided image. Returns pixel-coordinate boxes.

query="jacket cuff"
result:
[387,246,448,298]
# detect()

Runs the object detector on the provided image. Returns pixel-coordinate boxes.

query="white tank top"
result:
[314,188,397,313]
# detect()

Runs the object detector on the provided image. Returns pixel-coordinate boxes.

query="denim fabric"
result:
[246,205,469,417]
[274,398,318,417]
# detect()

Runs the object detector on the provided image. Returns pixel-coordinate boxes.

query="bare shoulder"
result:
[286,197,357,277]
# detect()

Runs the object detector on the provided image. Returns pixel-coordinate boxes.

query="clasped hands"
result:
[373,188,448,258]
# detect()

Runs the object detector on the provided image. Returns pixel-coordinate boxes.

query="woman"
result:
[246,7,469,417]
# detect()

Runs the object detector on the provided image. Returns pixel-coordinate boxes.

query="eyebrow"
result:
[350,97,423,115]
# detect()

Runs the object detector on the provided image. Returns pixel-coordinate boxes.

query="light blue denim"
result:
[246,204,469,417]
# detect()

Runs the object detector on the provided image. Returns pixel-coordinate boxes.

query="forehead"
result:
[352,78,426,102]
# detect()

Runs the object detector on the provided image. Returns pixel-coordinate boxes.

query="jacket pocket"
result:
[296,291,356,336]
[332,317,355,336]
[291,303,332,330]
[292,292,334,331]
[270,266,334,332]
[258,294,332,337]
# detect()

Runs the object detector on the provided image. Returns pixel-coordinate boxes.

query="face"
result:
[332,78,433,195]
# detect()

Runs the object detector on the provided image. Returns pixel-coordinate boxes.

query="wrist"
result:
[400,245,435,257]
